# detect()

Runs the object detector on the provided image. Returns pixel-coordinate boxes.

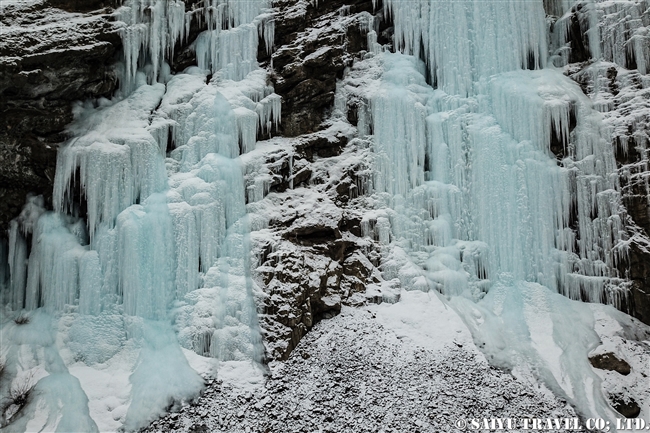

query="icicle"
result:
[371,55,428,196]
[53,84,168,238]
[384,0,548,96]
[288,153,294,190]
[7,221,28,310]
[195,23,259,80]
[117,0,187,92]
[598,0,650,73]
[78,251,102,315]
[117,194,175,320]
[256,93,281,136]
[24,213,88,312]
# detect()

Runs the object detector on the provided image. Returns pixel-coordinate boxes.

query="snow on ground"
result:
[144,291,579,433]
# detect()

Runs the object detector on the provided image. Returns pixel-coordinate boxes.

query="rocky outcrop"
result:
[0,0,122,232]
[245,126,385,360]
[243,0,395,360]
[270,0,383,136]
[589,352,632,375]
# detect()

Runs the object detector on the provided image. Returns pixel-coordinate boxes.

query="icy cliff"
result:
[0,0,649,431]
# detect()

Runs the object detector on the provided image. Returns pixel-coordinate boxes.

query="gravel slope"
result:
[145,293,578,433]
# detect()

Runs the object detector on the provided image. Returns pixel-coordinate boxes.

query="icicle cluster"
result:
[118,0,187,92]
[362,0,629,305]
[598,0,650,74]
[383,0,548,96]
[193,0,274,79]
[118,0,274,91]
[550,0,649,72]
[3,0,277,366]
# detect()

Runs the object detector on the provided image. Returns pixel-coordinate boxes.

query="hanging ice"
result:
[1,0,277,430]
[358,0,635,423]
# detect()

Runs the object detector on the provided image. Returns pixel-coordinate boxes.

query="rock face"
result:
[244,0,403,360]
[588,352,632,375]
[269,0,381,136]
[0,0,121,232]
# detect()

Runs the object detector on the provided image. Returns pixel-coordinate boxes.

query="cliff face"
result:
[0,0,649,359]
[255,0,650,351]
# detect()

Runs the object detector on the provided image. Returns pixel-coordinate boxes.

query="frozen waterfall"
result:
[0,0,644,429]
[352,0,633,424]
[1,0,276,430]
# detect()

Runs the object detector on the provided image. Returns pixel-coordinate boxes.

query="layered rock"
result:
[269,0,383,136]
[244,125,386,359]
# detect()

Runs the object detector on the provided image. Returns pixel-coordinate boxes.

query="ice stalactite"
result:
[118,0,187,92]
[1,0,278,430]
[117,0,274,91]
[190,0,274,80]
[384,0,548,96]
[550,0,649,72]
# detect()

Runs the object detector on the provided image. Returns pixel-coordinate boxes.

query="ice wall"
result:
[1,0,277,430]
[360,0,632,423]
[550,0,650,73]
[384,0,548,96]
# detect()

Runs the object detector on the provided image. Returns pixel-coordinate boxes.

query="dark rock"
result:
[46,0,118,12]
[567,8,590,63]
[271,0,383,136]
[285,225,341,243]
[295,132,348,161]
[610,394,641,418]
[588,352,631,375]
[626,243,650,325]
[188,423,210,433]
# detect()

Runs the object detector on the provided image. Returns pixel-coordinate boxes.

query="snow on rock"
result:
[0,0,121,232]
[588,305,650,420]
[271,0,380,135]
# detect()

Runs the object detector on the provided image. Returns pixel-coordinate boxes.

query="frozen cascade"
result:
[550,0,649,73]
[1,0,277,431]
[363,0,634,423]
[383,0,549,96]
[118,0,187,92]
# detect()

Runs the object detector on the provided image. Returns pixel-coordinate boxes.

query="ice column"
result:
[118,0,187,92]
